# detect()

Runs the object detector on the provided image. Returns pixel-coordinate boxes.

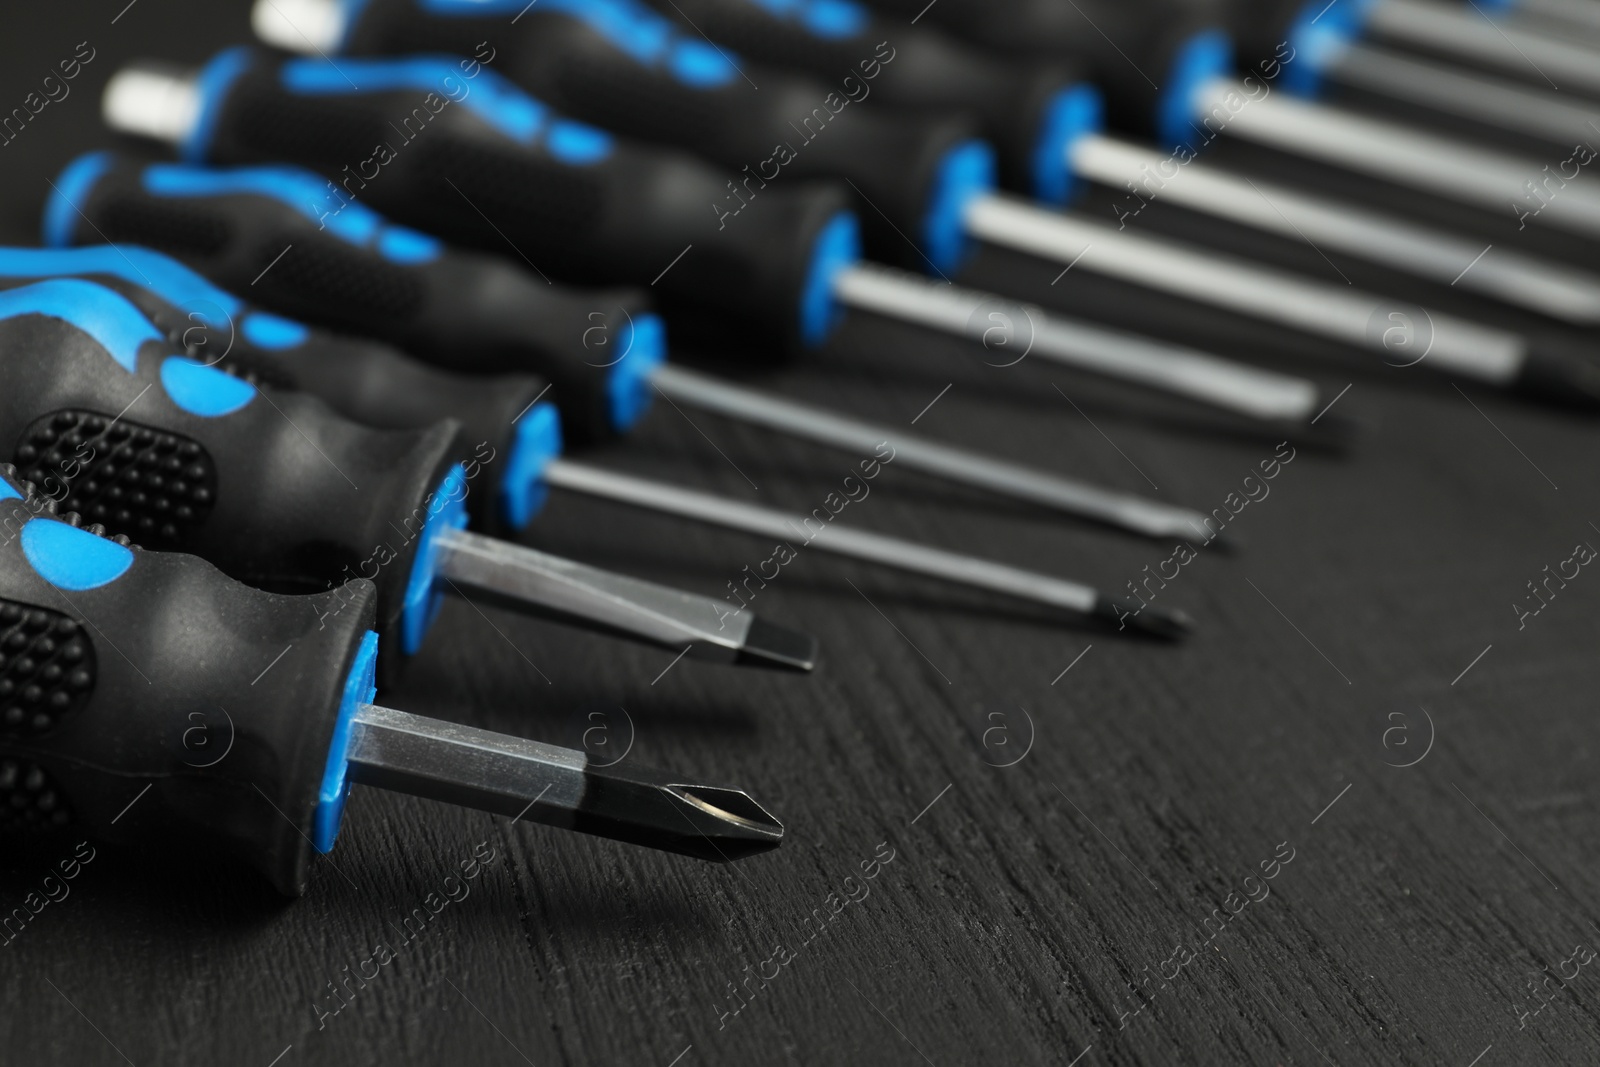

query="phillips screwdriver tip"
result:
[346,705,784,862]
[552,769,785,862]
[1092,597,1195,641]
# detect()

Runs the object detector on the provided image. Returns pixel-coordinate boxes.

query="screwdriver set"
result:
[2,0,1597,910]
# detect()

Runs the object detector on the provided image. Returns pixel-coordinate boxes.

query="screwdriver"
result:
[0,248,829,668]
[0,243,561,535]
[258,13,1600,404]
[861,0,1232,149]
[48,152,1224,541]
[0,467,783,894]
[1064,135,1600,326]
[1223,0,1600,153]
[965,199,1600,407]
[1339,0,1600,96]
[98,48,1333,431]
[1503,0,1600,38]
[869,0,1600,241]
[252,0,1105,208]
[616,0,1600,324]
[0,276,1193,638]
[0,276,820,677]
[249,0,1014,276]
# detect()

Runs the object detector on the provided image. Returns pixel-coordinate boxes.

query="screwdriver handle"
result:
[132,46,859,351]
[863,0,1233,148]
[0,238,556,534]
[45,152,656,447]
[0,278,467,670]
[272,0,991,272]
[0,467,381,895]
[646,0,1102,204]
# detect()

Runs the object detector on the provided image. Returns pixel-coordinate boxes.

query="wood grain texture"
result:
[1,4,1598,1065]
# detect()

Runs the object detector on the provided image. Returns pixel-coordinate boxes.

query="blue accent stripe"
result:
[1031,83,1103,206]
[282,55,546,143]
[10,233,249,332]
[1158,29,1234,150]
[920,139,995,277]
[0,279,162,373]
[0,475,21,501]
[500,403,564,530]
[798,211,860,348]
[606,313,665,432]
[750,0,869,38]
[42,151,113,250]
[401,464,470,656]
[241,311,311,349]
[312,628,379,853]
[159,356,258,416]
[185,46,256,163]
[143,162,443,264]
[420,0,741,87]
[20,519,135,591]
[1282,0,1378,99]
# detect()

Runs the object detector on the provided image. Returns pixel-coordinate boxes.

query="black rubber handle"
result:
[640,0,1093,204]
[191,46,854,352]
[0,278,463,672]
[49,154,651,446]
[0,465,380,895]
[863,0,1231,142]
[0,243,545,533]
[336,0,984,271]
[1226,0,1307,72]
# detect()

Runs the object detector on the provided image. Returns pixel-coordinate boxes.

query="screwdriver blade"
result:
[435,529,816,670]
[346,705,784,861]
[542,459,1198,638]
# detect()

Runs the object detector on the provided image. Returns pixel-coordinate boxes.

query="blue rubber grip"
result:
[312,628,379,852]
[41,153,314,348]
[0,278,259,418]
[1031,83,1103,206]
[1157,29,1235,150]
[414,0,743,87]
[742,0,869,38]
[1,467,134,590]
[606,312,667,432]
[19,520,135,592]
[400,463,470,656]
[500,403,564,531]
[141,161,444,265]
[1280,0,1378,99]
[920,140,995,277]
[186,46,257,163]
[798,211,860,348]
[275,53,617,162]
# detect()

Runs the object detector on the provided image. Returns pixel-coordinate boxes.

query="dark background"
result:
[2,3,1598,1065]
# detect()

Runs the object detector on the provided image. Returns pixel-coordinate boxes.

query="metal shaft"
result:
[346,704,784,861]
[1516,0,1600,34]
[1328,42,1600,147]
[541,458,1193,637]
[433,528,815,670]
[1069,133,1600,325]
[650,363,1213,539]
[1197,77,1600,239]
[962,196,1527,385]
[832,263,1321,423]
[1368,0,1600,95]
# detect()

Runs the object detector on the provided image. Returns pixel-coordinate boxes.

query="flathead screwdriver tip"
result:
[1092,597,1195,641]
[734,616,820,672]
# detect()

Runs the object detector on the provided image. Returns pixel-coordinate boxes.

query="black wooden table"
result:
[1,4,1597,1065]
